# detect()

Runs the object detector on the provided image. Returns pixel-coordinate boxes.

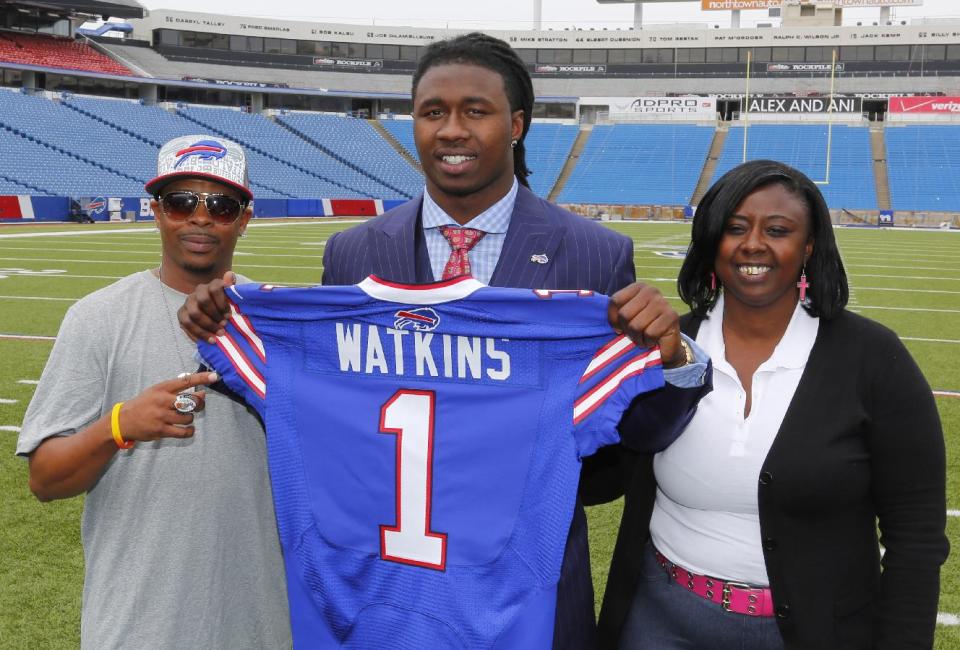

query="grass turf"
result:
[0,220,956,646]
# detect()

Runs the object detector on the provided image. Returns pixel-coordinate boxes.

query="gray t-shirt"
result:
[18,270,291,649]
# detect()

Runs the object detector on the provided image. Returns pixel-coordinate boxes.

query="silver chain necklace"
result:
[157,263,201,413]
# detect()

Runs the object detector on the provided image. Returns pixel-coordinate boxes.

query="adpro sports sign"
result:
[581,96,717,117]
[889,96,960,114]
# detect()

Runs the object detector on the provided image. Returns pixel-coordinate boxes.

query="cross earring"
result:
[797,266,810,302]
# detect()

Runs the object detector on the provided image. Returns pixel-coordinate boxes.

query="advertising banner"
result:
[702,0,919,8]
[535,64,606,74]
[766,63,845,73]
[889,96,960,114]
[313,57,383,69]
[743,95,862,113]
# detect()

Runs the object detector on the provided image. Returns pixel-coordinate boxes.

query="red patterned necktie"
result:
[439,226,486,280]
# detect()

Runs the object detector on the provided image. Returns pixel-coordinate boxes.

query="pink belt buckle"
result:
[721,581,775,617]
[654,548,775,617]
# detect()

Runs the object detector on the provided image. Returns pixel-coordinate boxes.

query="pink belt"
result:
[654,548,775,617]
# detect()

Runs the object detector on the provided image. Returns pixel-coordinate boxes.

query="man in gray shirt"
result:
[17,136,291,649]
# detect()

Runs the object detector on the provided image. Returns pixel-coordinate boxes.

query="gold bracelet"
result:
[110,402,135,449]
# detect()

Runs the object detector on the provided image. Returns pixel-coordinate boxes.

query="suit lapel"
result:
[367,196,422,284]
[490,186,565,289]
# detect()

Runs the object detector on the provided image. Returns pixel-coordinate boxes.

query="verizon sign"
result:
[744,96,862,114]
[889,96,960,114]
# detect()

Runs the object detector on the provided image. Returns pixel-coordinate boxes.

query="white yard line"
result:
[855,287,960,295]
[948,510,960,517]
[852,305,960,314]
[0,257,323,271]
[939,613,960,627]
[906,338,960,345]
[16,380,38,385]
[0,425,21,433]
[0,333,55,341]
[0,295,76,302]
[0,398,17,404]
[933,391,960,398]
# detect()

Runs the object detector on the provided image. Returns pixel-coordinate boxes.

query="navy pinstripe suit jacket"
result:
[321,185,703,649]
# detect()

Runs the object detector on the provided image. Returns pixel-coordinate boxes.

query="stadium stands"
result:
[521,123,579,198]
[558,124,715,205]
[885,125,960,213]
[277,112,422,197]
[0,31,131,76]
[712,124,878,210]
[380,119,418,163]
[0,90,146,196]
[176,105,406,199]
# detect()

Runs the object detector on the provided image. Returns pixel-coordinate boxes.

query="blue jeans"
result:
[620,543,786,650]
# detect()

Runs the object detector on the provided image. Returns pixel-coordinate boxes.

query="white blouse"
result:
[649,295,819,586]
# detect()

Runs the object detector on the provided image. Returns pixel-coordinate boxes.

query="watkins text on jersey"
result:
[335,323,512,380]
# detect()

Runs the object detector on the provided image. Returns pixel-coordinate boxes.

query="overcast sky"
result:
[137,0,959,31]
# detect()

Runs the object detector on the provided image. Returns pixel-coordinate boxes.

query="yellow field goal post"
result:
[740,48,840,186]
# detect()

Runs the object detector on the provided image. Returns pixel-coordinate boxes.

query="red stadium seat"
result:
[0,31,132,76]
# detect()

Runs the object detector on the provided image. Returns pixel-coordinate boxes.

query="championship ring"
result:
[173,393,199,414]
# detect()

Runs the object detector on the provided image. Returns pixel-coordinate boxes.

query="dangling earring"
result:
[510,140,517,149]
[710,272,717,290]
[797,266,809,302]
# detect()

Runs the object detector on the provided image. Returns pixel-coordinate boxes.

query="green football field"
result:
[0,220,956,647]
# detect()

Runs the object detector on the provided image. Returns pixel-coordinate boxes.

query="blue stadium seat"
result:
[278,113,421,197]
[713,124,877,210]
[558,124,714,205]
[177,105,403,199]
[885,125,960,213]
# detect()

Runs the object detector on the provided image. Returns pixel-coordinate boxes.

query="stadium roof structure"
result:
[0,0,144,19]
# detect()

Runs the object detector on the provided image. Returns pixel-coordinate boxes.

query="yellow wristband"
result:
[110,402,135,449]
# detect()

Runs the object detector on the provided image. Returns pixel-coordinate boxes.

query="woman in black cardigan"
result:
[600,160,948,649]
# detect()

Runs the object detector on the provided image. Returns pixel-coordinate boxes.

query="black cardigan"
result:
[597,310,949,649]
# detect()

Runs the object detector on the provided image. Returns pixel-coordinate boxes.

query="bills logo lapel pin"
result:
[530,253,549,265]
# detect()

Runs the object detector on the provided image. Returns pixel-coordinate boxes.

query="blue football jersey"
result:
[198,275,663,649]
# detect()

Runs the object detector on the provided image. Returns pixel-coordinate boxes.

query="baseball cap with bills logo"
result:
[145,135,252,201]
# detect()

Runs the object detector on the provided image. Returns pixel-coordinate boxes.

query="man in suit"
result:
[179,32,710,648]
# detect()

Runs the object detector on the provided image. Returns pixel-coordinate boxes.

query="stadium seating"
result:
[521,123,579,198]
[377,119,579,198]
[0,31,131,76]
[380,119,418,162]
[177,105,406,199]
[885,125,960,213]
[0,90,146,195]
[712,124,877,210]
[558,124,714,205]
[277,112,422,197]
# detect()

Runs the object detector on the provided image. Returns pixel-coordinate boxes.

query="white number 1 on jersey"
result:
[379,389,448,570]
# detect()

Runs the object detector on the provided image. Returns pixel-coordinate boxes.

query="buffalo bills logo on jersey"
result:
[394,307,440,331]
[174,140,227,168]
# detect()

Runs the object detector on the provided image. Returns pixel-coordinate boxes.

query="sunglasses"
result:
[159,191,246,225]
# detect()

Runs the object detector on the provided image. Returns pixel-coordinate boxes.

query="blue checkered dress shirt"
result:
[421,179,518,284]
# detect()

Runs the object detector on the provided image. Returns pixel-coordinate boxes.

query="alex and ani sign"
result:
[702,0,920,8]
[889,96,960,114]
